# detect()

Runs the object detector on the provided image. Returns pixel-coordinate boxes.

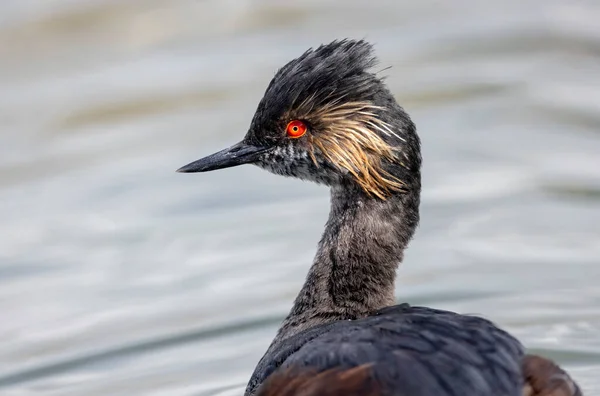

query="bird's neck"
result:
[275,183,419,341]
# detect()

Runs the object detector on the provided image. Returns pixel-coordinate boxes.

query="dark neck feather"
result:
[274,179,420,342]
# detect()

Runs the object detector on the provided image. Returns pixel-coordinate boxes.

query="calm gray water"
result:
[1,0,599,395]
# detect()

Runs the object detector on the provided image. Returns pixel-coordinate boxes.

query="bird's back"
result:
[247,304,526,396]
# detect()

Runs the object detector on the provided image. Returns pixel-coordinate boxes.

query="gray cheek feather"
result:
[257,143,337,186]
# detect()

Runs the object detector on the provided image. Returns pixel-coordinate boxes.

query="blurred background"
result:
[1,0,599,395]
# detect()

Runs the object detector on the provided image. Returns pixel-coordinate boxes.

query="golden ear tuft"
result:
[309,101,407,199]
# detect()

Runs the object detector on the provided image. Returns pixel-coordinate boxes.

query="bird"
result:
[177,39,582,396]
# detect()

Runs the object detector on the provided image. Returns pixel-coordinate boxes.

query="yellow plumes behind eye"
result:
[307,101,407,199]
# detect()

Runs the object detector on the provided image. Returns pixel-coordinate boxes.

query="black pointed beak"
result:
[176,141,270,173]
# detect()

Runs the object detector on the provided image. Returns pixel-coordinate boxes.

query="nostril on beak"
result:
[230,145,242,153]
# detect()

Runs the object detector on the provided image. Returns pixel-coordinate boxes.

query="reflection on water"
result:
[1,0,599,394]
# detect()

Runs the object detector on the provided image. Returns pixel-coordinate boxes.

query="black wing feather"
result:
[246,304,525,396]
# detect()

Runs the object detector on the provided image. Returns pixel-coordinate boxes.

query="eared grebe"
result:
[178,40,581,396]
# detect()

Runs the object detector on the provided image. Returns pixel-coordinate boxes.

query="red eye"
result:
[286,120,307,138]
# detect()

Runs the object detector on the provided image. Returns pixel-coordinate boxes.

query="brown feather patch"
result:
[300,101,406,199]
[522,355,582,396]
[255,365,379,396]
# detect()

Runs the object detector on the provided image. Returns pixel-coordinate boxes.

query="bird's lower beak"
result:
[176,141,270,173]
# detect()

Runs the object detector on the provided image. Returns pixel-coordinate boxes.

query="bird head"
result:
[178,39,420,200]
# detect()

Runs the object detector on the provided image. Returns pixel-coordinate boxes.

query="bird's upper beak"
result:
[176,141,270,173]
